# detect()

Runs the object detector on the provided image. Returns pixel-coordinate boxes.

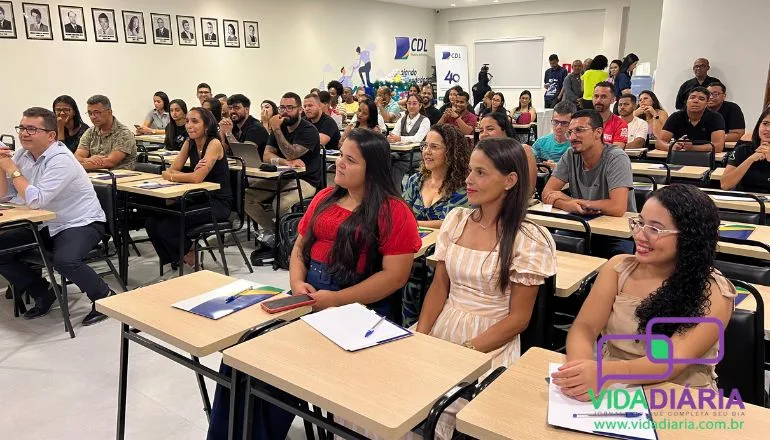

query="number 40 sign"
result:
[444,71,461,84]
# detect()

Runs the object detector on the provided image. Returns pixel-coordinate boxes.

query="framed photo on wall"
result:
[92,8,117,42]
[243,21,259,48]
[22,3,52,40]
[58,5,86,41]
[150,13,172,45]
[122,10,145,44]
[223,19,239,48]
[176,15,196,46]
[201,17,218,47]
[0,1,17,39]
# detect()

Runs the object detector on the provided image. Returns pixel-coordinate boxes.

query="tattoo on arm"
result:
[273,129,309,160]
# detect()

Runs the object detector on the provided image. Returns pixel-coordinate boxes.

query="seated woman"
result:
[489,92,507,115]
[137,91,170,135]
[163,99,188,151]
[205,128,421,440]
[401,123,470,326]
[511,90,537,125]
[397,83,421,109]
[474,91,494,118]
[552,184,734,400]
[341,100,379,143]
[387,94,432,190]
[414,137,557,439]
[52,95,89,153]
[260,99,278,135]
[634,90,669,141]
[144,107,232,269]
[720,107,770,193]
[478,112,538,197]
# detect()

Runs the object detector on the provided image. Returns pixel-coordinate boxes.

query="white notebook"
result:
[547,363,657,440]
[301,303,412,352]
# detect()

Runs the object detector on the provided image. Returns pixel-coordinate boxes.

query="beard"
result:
[283,114,300,126]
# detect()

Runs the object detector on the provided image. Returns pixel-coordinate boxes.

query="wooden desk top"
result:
[736,283,770,339]
[724,141,736,150]
[88,170,161,185]
[0,205,56,224]
[135,134,166,144]
[631,162,710,180]
[243,166,306,179]
[716,221,770,261]
[711,167,725,180]
[456,347,770,440]
[528,204,633,239]
[116,177,220,199]
[390,142,421,152]
[646,149,727,162]
[223,320,492,440]
[427,250,606,297]
[95,271,310,357]
[625,148,646,158]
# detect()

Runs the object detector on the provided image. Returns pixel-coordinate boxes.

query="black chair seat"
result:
[186,220,234,238]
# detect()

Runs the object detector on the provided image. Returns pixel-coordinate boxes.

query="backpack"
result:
[274,212,305,270]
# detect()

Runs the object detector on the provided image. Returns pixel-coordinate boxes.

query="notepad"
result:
[92,172,141,180]
[735,286,750,306]
[547,363,657,440]
[418,227,433,239]
[324,149,340,156]
[711,194,758,202]
[301,303,412,351]
[135,181,183,189]
[719,224,755,240]
[646,164,683,171]
[172,279,284,320]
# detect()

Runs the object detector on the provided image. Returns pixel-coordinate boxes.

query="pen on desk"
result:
[364,315,386,338]
[225,287,252,303]
[573,412,644,418]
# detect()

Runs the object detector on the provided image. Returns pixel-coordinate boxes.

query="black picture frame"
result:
[150,12,172,45]
[122,10,146,44]
[0,1,18,39]
[22,2,52,40]
[176,15,196,46]
[223,19,239,48]
[200,17,218,47]
[58,5,87,41]
[92,8,118,42]
[243,21,259,48]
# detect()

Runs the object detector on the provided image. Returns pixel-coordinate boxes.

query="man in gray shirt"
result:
[560,59,584,108]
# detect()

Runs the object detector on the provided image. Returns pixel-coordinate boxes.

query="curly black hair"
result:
[421,124,471,197]
[634,184,720,337]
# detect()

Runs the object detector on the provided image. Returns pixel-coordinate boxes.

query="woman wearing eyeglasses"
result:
[387,94,431,190]
[52,95,89,153]
[552,184,735,400]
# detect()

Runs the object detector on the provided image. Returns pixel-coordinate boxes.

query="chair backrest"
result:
[700,188,766,225]
[134,161,164,175]
[536,163,552,200]
[0,134,15,150]
[632,174,657,211]
[667,142,715,169]
[91,172,119,241]
[637,160,670,185]
[714,259,770,286]
[528,210,592,255]
[228,156,247,221]
[520,275,556,352]
[715,279,765,406]
[275,212,305,271]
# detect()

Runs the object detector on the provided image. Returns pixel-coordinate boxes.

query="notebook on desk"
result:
[135,181,183,190]
[719,224,756,240]
[172,279,284,320]
[92,172,141,181]
[301,303,411,352]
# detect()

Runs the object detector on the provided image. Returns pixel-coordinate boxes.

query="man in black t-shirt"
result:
[421,84,442,126]
[246,92,320,254]
[674,58,721,110]
[706,83,745,142]
[303,93,340,149]
[220,94,269,158]
[656,87,726,153]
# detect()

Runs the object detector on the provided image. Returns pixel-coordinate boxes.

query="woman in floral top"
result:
[401,123,471,325]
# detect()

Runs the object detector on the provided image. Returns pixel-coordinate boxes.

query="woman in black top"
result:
[164,99,189,151]
[721,106,770,193]
[145,107,232,269]
[53,95,89,152]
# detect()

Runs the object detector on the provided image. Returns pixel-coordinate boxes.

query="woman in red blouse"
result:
[290,127,422,317]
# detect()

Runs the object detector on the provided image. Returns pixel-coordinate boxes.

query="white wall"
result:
[0,0,435,134]
[654,0,769,125]
[434,0,663,110]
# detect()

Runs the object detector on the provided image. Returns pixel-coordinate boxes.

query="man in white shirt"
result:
[617,94,649,150]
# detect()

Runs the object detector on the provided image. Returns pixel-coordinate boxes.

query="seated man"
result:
[75,95,136,170]
[706,83,745,142]
[341,86,359,116]
[531,100,576,167]
[246,92,322,258]
[542,109,636,257]
[303,93,340,149]
[421,84,442,126]
[656,86,726,153]
[220,93,269,158]
[438,91,477,136]
[375,86,401,123]
[617,93,649,149]
[592,81,627,148]
[0,107,112,325]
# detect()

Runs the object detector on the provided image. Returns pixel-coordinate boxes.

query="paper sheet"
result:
[301,303,411,351]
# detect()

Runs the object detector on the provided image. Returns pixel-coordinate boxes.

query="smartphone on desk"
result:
[261,293,316,313]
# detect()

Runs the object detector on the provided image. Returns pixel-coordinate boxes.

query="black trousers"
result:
[0,223,107,302]
[544,97,559,109]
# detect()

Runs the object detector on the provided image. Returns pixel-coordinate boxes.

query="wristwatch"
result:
[462,339,476,350]
[9,170,22,179]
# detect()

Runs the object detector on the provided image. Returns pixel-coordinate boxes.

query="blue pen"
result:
[225,287,252,303]
[573,412,644,418]
[364,315,386,338]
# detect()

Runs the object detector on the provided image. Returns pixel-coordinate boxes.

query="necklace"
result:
[472,212,496,229]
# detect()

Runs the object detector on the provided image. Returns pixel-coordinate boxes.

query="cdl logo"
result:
[395,37,428,59]
[441,51,461,60]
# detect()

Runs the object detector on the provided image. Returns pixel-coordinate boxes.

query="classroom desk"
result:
[631,162,711,181]
[625,148,646,159]
[135,134,166,144]
[416,228,438,259]
[243,165,306,179]
[725,141,737,150]
[427,250,605,297]
[116,177,220,198]
[736,283,770,340]
[651,183,770,214]
[0,204,56,224]
[456,347,770,440]
[95,270,311,440]
[711,167,725,181]
[646,149,727,162]
[88,170,161,185]
[222,319,492,440]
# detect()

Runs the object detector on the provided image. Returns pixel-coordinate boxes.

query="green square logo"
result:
[650,339,670,360]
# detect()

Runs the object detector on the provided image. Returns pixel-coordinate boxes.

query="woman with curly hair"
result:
[552,184,735,401]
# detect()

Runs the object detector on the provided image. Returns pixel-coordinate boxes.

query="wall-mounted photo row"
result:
[244,21,259,48]
[122,10,145,44]
[92,8,117,42]
[201,17,218,47]
[58,5,86,41]
[151,13,172,45]
[176,15,195,46]
[22,3,52,40]
[223,19,239,48]
[0,1,17,39]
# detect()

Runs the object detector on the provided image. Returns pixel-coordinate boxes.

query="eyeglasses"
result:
[278,105,298,113]
[566,126,594,137]
[628,217,679,243]
[54,107,72,114]
[708,92,724,97]
[551,120,570,127]
[15,125,53,135]
[420,142,445,152]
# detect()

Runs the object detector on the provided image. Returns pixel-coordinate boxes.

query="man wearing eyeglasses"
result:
[75,95,136,171]
[246,92,321,260]
[706,83,745,142]
[0,107,113,325]
[531,100,576,168]
[674,58,721,111]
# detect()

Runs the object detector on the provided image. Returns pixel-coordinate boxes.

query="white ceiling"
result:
[374,0,533,10]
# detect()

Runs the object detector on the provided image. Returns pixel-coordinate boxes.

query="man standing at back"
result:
[592,81,627,149]
[197,83,212,106]
[220,94,269,158]
[706,83,745,142]
[76,95,136,171]
[561,59,584,108]
[675,58,721,110]
[544,54,568,109]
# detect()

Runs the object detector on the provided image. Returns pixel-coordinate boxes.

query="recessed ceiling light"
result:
[493,0,499,2]
[450,3,456,6]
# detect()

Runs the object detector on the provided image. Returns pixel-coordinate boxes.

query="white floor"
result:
[0,230,310,440]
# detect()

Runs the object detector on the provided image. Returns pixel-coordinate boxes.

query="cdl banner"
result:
[435,44,469,102]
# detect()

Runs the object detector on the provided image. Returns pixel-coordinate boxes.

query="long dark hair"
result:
[52,95,85,129]
[422,124,470,196]
[635,184,720,337]
[588,55,608,71]
[261,99,278,117]
[514,90,532,111]
[473,138,541,294]
[165,99,188,150]
[154,91,169,113]
[188,107,219,141]
[481,113,516,138]
[356,100,379,130]
[619,53,639,74]
[205,98,222,123]
[301,129,400,285]
[491,92,506,113]
[751,106,770,147]
[639,90,662,111]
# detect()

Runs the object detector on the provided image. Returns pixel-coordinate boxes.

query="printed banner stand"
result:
[434,44,470,105]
